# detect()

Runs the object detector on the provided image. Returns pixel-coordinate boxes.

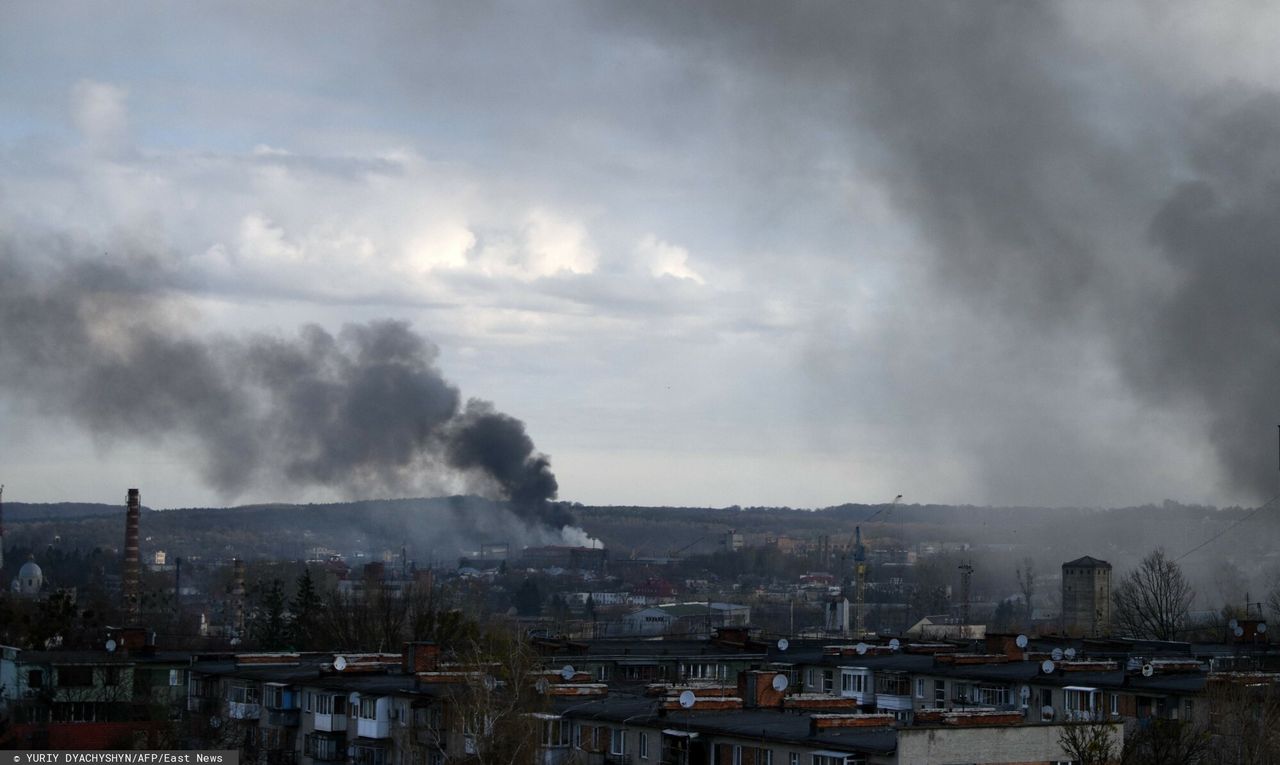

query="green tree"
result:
[252,578,290,650]
[290,567,323,649]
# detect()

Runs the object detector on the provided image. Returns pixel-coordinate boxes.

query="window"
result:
[596,665,610,681]
[315,694,345,716]
[56,666,94,687]
[732,745,743,765]
[169,669,182,686]
[682,662,723,681]
[972,686,1010,707]
[822,670,834,694]
[305,692,312,713]
[304,733,343,762]
[1183,699,1193,721]
[352,743,387,765]
[790,754,799,765]
[812,756,848,765]
[359,697,378,719]
[573,723,582,748]
[934,680,946,708]
[875,674,910,696]
[1111,693,1119,716]
[539,719,570,747]
[228,685,260,704]
[806,669,815,689]
[915,678,926,699]
[610,728,626,756]
[640,732,649,759]
[27,669,44,689]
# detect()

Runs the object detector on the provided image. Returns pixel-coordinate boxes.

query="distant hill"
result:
[3,501,142,522]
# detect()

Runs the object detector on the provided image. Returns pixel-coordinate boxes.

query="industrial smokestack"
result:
[231,557,246,638]
[122,488,141,624]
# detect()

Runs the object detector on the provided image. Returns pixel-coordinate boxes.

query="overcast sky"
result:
[2,2,1279,510]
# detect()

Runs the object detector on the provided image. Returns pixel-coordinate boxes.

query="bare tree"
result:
[1205,675,1280,764]
[1016,557,1036,628]
[1120,719,1212,765]
[446,629,549,765]
[1058,721,1117,765]
[1112,548,1194,641]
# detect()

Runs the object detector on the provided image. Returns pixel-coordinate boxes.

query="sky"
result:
[1,2,1279,510]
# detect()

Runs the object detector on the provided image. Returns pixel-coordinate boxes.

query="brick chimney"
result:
[402,642,441,673]
[122,489,141,623]
[231,558,246,637]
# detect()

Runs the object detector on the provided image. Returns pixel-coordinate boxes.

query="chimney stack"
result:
[123,488,141,623]
[231,558,246,637]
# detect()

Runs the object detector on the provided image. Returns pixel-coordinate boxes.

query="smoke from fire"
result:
[0,238,572,531]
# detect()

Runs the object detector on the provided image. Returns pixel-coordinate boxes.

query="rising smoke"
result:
[623,2,1280,501]
[0,237,569,527]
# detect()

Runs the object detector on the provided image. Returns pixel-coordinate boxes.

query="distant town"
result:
[2,488,1277,763]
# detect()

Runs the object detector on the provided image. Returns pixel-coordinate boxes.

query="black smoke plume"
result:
[0,237,567,524]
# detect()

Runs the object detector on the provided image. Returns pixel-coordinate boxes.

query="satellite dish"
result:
[1015,634,1028,649]
[536,678,550,694]
[348,692,360,704]
[334,655,348,672]
[1141,664,1154,677]
[772,674,789,692]
[678,690,696,709]
[1260,622,1269,634]
[855,642,869,655]
[889,638,901,650]
[1065,648,1077,660]
[1041,660,1055,674]
[561,665,576,681]
[105,639,117,653]
[1041,705,1055,720]
[777,638,790,652]
[1229,618,1239,630]
[1235,626,1245,638]
[1019,685,1031,700]
[1051,648,1064,661]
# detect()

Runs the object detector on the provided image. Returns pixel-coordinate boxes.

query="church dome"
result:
[17,556,43,596]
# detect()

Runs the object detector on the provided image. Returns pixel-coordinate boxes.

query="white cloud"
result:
[70,79,131,157]
[636,234,704,284]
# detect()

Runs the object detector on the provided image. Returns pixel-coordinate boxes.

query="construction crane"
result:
[846,494,902,637]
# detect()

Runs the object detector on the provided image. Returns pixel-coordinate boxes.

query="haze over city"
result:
[4,2,1279,512]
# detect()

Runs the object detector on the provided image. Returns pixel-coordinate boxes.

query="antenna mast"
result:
[958,561,974,625]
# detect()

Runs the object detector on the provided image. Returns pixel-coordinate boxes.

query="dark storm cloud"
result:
[0,236,566,521]
[606,1,1279,500]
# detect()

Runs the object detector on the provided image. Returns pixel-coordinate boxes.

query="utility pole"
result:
[958,561,974,626]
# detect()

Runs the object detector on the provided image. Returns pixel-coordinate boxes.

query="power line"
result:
[1174,493,1280,563]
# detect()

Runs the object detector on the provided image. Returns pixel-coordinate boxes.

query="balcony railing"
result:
[228,701,261,720]
[266,708,300,727]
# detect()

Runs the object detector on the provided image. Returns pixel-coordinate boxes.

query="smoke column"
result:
[0,239,566,525]
[627,2,1280,500]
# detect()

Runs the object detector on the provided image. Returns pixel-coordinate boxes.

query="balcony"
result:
[228,701,261,720]
[313,712,347,733]
[357,716,391,739]
[266,708,300,727]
